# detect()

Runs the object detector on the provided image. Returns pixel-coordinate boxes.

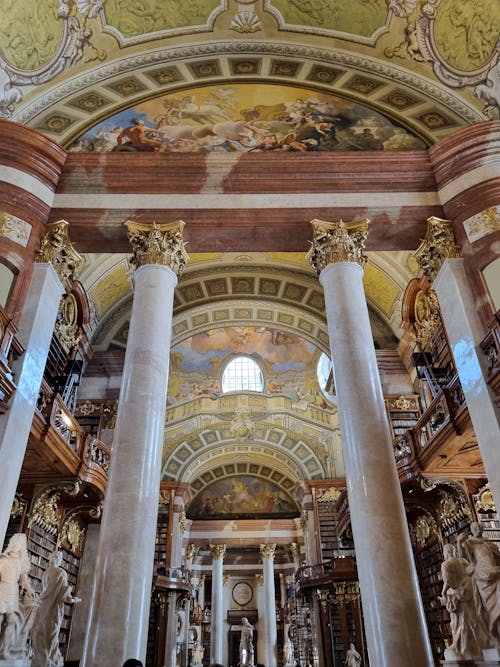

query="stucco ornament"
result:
[0,0,106,117]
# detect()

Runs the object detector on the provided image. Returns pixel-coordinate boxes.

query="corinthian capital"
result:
[306,218,370,275]
[125,220,189,275]
[413,216,460,282]
[260,543,276,560]
[210,544,226,560]
[35,220,83,284]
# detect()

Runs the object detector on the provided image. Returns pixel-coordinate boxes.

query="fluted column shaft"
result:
[261,545,277,667]
[210,545,226,665]
[81,263,178,667]
[319,260,433,666]
[434,259,500,502]
[0,263,63,543]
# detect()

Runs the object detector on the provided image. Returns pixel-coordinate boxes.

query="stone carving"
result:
[239,617,254,667]
[230,409,255,439]
[230,9,262,33]
[0,212,31,247]
[306,218,370,275]
[35,220,84,285]
[458,522,500,648]
[0,534,35,661]
[440,542,489,660]
[414,216,460,282]
[125,220,189,275]
[344,642,362,666]
[31,550,81,667]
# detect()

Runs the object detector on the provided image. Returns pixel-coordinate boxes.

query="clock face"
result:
[232,581,253,606]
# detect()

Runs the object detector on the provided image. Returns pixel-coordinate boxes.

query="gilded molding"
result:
[413,216,460,282]
[35,219,84,284]
[316,486,342,503]
[260,543,276,560]
[210,543,226,560]
[306,218,370,275]
[125,220,189,275]
[186,544,198,560]
[178,510,187,533]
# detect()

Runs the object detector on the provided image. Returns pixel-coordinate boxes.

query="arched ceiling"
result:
[2,0,498,144]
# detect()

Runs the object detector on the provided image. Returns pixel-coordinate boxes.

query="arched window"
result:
[221,356,264,393]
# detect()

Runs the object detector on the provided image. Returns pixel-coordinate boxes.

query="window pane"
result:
[222,356,263,393]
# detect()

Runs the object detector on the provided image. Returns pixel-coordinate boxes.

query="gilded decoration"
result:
[260,543,276,560]
[35,220,84,284]
[55,293,81,353]
[463,207,500,244]
[230,409,255,439]
[186,544,198,560]
[414,289,441,348]
[0,212,31,247]
[255,573,264,586]
[10,494,25,519]
[178,510,187,533]
[413,217,460,282]
[289,543,299,559]
[317,487,342,503]
[61,518,85,554]
[28,491,61,535]
[409,513,438,549]
[473,483,496,513]
[306,219,370,275]
[438,490,471,528]
[126,220,189,275]
[210,544,226,560]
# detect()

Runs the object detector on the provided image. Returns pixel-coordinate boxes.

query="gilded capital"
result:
[260,543,276,560]
[186,544,198,560]
[35,220,83,284]
[125,220,189,274]
[413,217,460,282]
[210,544,226,560]
[306,218,370,275]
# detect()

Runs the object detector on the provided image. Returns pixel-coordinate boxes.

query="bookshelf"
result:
[28,523,58,594]
[384,395,420,441]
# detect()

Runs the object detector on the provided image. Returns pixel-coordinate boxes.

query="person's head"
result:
[443,543,456,560]
[122,660,143,667]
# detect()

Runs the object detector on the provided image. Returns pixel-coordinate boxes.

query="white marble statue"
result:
[440,542,488,660]
[31,550,80,667]
[344,642,361,667]
[458,522,500,648]
[0,533,35,660]
[239,617,254,667]
[192,639,204,666]
[283,639,294,666]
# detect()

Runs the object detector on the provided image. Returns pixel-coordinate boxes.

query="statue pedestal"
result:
[441,649,478,666]
[478,647,500,666]
[0,660,31,667]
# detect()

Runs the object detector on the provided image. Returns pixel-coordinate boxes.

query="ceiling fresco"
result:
[68,83,426,152]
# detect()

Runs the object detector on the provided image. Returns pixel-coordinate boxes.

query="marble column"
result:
[307,219,433,667]
[0,256,66,541]
[164,592,179,667]
[81,221,189,667]
[415,218,500,504]
[210,544,226,665]
[260,544,277,667]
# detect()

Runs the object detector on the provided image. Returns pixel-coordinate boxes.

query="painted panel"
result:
[0,1,62,69]
[187,475,299,518]
[68,83,426,153]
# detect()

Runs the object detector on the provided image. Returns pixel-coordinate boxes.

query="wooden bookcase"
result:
[28,523,58,594]
[384,395,420,441]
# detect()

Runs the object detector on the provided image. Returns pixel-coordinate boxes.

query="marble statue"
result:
[344,642,361,666]
[239,617,254,667]
[192,639,204,665]
[458,522,500,648]
[31,550,81,667]
[283,639,294,666]
[440,542,488,660]
[0,533,35,660]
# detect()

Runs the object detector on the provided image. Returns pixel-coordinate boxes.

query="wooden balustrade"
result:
[480,310,500,407]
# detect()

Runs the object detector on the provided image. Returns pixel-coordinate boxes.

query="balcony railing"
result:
[480,311,500,406]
